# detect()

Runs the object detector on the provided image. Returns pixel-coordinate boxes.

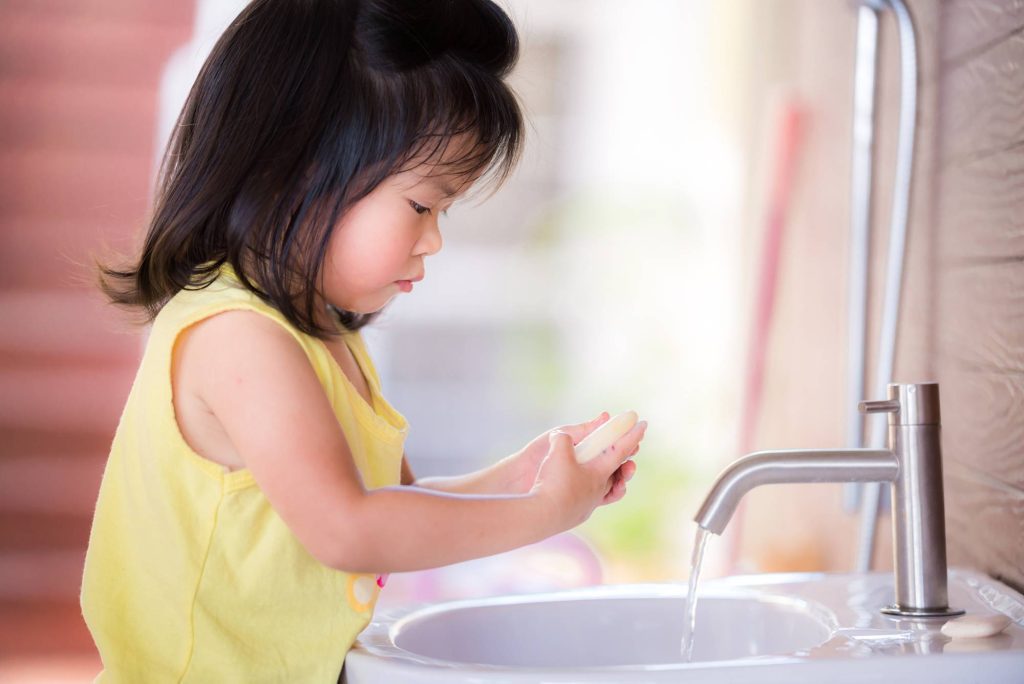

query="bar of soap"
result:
[940,614,1011,639]
[574,411,638,463]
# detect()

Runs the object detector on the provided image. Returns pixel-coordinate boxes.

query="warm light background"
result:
[7,0,755,678]
[9,0,1019,681]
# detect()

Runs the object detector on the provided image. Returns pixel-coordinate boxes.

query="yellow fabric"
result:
[81,264,408,682]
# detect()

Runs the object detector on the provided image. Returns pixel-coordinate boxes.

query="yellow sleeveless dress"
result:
[80,264,408,682]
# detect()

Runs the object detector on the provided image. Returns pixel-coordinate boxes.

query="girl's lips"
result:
[397,274,423,293]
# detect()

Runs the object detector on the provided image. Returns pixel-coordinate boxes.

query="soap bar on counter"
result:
[940,614,1011,639]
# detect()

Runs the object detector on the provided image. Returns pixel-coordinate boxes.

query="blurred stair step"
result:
[0,150,153,222]
[0,8,190,88]
[0,599,98,658]
[0,550,87,602]
[0,217,145,290]
[0,289,141,363]
[0,364,132,434]
[0,78,158,155]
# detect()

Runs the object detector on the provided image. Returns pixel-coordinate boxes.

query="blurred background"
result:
[2,0,1022,681]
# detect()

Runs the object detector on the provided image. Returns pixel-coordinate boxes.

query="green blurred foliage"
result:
[578,443,695,580]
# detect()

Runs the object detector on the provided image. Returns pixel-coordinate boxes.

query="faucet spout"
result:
[693,383,963,618]
[694,449,898,535]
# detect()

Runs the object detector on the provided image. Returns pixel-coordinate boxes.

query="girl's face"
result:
[322,164,471,315]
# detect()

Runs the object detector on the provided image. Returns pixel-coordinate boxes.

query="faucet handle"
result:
[859,383,941,425]
[858,399,900,414]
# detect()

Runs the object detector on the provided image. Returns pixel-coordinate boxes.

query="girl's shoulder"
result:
[165,269,347,469]
[155,264,307,345]
[161,263,272,316]
[153,263,337,383]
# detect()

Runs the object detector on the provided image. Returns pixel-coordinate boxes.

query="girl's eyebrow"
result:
[408,173,459,197]
[433,180,457,197]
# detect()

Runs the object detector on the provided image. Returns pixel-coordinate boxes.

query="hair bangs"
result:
[391,57,523,200]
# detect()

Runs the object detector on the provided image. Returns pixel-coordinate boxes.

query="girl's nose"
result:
[416,219,443,256]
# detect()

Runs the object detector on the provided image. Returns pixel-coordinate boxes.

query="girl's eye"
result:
[409,200,431,216]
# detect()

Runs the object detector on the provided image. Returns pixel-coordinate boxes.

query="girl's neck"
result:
[316,302,350,336]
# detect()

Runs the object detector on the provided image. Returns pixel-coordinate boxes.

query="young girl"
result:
[81,0,647,681]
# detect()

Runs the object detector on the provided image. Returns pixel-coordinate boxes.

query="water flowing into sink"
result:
[680,526,711,661]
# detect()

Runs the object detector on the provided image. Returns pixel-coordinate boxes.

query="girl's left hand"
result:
[504,412,640,497]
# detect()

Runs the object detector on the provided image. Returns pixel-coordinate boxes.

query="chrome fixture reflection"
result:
[695,382,963,618]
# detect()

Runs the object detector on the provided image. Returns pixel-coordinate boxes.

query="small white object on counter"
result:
[941,614,1012,639]
[572,411,639,463]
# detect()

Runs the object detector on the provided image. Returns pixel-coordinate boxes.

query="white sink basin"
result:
[344,569,1024,683]
[391,590,832,667]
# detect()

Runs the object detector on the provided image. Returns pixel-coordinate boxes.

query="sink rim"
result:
[363,582,840,671]
[346,569,1024,681]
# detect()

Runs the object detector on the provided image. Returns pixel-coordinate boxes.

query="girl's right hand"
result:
[531,419,648,532]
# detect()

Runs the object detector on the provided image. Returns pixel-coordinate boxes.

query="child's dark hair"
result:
[100,0,523,337]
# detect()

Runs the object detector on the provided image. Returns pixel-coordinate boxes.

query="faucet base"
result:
[881,605,964,618]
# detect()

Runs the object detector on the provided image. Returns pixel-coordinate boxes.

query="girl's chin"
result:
[353,296,395,315]
[326,299,388,317]
[328,287,399,315]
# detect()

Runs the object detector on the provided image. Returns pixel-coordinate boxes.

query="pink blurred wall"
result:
[0,0,194,672]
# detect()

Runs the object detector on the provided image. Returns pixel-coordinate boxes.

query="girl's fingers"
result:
[555,411,609,446]
[618,459,637,482]
[604,477,627,504]
[603,459,638,504]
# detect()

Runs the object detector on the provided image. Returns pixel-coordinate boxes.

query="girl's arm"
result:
[403,453,521,493]
[185,311,645,574]
[403,412,635,495]
[397,412,588,494]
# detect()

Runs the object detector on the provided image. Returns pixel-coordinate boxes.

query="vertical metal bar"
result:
[856,0,919,573]
[844,3,880,514]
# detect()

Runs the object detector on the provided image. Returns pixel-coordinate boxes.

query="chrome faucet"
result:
[695,382,963,618]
